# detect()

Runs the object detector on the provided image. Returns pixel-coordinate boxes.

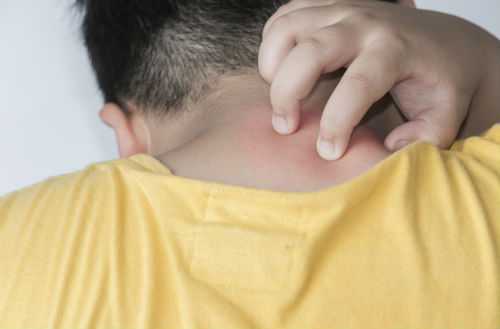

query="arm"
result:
[460,32,500,138]
[260,1,500,159]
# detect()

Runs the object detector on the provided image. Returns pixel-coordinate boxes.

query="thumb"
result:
[384,115,458,152]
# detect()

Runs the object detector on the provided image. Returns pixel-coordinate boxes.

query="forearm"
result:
[459,31,500,138]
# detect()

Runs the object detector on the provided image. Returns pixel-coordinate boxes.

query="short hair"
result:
[76,0,397,117]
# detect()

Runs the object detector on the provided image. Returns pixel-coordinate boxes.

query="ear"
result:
[100,103,147,158]
[398,0,416,7]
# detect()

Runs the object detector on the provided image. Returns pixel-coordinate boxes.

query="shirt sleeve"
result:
[0,163,121,327]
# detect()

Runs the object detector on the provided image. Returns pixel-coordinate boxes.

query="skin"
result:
[101,73,395,192]
[233,109,390,190]
[259,0,500,160]
[158,104,390,192]
[100,0,500,192]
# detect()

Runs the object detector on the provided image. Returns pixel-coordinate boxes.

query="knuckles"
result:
[298,36,327,56]
[269,1,407,46]
[371,26,408,53]
[343,9,379,25]
[269,13,295,34]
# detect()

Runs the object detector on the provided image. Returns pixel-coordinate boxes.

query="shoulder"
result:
[0,157,145,223]
[450,124,500,170]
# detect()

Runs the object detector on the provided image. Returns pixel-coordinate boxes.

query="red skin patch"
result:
[234,107,390,186]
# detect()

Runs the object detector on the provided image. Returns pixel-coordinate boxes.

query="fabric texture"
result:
[1,124,499,329]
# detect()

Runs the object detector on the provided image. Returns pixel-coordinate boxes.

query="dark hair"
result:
[76,0,397,116]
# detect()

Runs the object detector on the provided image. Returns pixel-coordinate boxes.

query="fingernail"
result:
[394,140,410,151]
[317,138,341,160]
[272,113,291,135]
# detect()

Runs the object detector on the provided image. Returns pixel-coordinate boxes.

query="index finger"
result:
[259,2,360,82]
[268,24,359,135]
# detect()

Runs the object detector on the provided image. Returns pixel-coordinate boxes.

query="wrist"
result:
[482,30,500,86]
[462,31,500,138]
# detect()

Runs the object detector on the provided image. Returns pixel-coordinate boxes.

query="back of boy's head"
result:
[76,0,397,118]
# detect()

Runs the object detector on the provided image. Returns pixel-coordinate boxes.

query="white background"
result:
[1,0,500,195]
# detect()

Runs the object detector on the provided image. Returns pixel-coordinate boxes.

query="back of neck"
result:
[158,103,391,192]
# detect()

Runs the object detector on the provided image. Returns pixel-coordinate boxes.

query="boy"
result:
[1,0,499,328]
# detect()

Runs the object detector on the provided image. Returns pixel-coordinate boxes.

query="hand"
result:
[259,0,493,160]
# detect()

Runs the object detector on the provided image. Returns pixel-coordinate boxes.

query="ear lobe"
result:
[100,103,124,128]
[100,103,147,158]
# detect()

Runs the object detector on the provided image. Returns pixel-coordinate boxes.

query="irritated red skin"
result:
[234,107,391,188]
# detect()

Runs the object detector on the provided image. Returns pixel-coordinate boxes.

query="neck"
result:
[154,73,394,192]
[158,110,390,192]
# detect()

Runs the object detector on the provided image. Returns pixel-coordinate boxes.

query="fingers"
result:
[385,85,468,151]
[260,0,413,160]
[384,118,431,151]
[269,24,358,135]
[259,3,354,82]
[317,46,403,160]
[263,0,342,38]
[384,105,464,151]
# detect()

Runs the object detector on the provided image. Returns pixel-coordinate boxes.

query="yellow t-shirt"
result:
[1,125,499,329]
